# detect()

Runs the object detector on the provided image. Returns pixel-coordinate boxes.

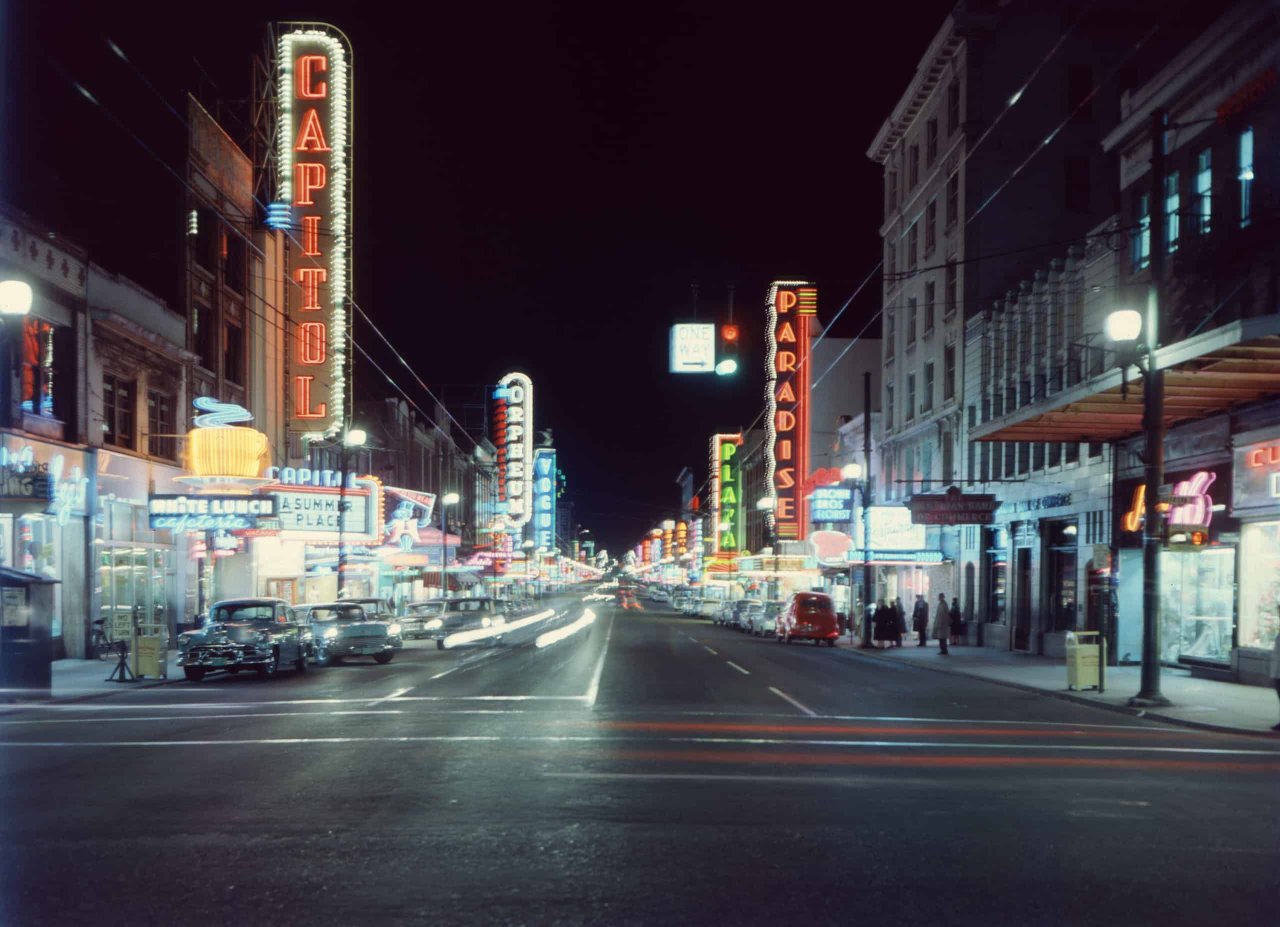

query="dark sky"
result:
[7,0,956,555]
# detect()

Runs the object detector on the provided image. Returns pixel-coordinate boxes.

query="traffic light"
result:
[716,324,739,376]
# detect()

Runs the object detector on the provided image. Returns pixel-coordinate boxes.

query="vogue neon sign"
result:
[764,281,816,541]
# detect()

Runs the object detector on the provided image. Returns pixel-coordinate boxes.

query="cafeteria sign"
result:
[148,494,277,532]
[906,487,1000,525]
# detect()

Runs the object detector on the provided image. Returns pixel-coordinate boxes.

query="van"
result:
[776,592,840,646]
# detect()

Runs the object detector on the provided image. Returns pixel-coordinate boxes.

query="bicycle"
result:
[91,619,127,661]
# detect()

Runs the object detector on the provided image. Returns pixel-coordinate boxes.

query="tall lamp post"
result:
[841,462,874,648]
[0,280,34,426]
[439,491,460,600]
[756,496,778,600]
[336,428,366,597]
[522,539,535,602]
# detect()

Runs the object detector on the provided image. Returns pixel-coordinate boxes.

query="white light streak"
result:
[535,609,597,649]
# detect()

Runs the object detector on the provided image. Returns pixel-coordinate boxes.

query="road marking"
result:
[368,686,413,706]
[703,646,718,656]
[725,661,750,675]
[767,687,817,717]
[584,612,614,708]
[0,710,408,725]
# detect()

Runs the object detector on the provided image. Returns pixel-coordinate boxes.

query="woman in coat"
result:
[873,598,891,647]
[933,593,951,655]
[894,598,907,647]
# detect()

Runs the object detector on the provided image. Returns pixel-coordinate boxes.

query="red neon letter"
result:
[294,163,326,206]
[777,410,797,432]
[776,381,796,403]
[777,468,796,490]
[777,351,797,373]
[776,497,796,519]
[299,321,327,364]
[295,267,327,310]
[297,55,328,99]
[302,216,321,256]
[776,291,798,314]
[294,108,331,152]
[294,375,327,419]
[777,321,797,343]
[778,439,793,461]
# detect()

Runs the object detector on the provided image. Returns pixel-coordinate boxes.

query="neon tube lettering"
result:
[295,267,327,310]
[297,55,328,99]
[299,321,327,364]
[777,351,797,373]
[302,216,321,256]
[294,163,326,205]
[294,108,331,152]
[294,375,327,418]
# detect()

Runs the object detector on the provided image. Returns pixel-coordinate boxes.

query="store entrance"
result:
[1044,520,1079,634]
[1013,547,1032,651]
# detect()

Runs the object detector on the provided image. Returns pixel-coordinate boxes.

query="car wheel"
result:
[183,667,206,682]
[313,648,333,668]
[294,650,308,673]
[373,652,393,665]
[256,649,280,679]
[436,639,446,650]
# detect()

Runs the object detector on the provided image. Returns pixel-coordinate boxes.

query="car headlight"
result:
[481,617,492,627]
[388,623,402,636]
[323,627,339,640]
[425,618,443,630]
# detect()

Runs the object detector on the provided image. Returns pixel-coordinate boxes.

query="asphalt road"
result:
[2,592,1278,926]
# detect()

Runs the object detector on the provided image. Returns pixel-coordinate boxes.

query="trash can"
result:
[0,568,60,700]
[1065,630,1104,691]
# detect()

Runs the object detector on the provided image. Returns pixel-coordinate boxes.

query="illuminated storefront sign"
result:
[764,281,816,540]
[533,448,557,549]
[276,24,353,435]
[1235,438,1280,512]
[810,486,853,523]
[269,481,382,542]
[710,433,743,564]
[669,323,716,373]
[0,440,88,524]
[854,505,928,550]
[148,495,277,532]
[494,372,534,529]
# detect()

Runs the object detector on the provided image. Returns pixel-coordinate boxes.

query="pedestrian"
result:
[874,598,891,648]
[912,594,929,647]
[1271,607,1280,732]
[934,593,951,655]
[894,597,907,647]
[950,595,963,646]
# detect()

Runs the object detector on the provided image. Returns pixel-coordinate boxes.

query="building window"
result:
[1195,148,1212,235]
[1048,441,1062,468]
[945,172,959,226]
[103,374,135,450]
[944,343,956,399]
[1033,441,1046,471]
[1165,171,1180,253]
[886,310,896,359]
[906,374,916,421]
[1017,442,1030,475]
[193,302,217,371]
[1064,441,1079,465]
[907,222,918,271]
[193,208,218,272]
[925,199,937,255]
[886,239,896,280]
[147,390,176,460]
[980,440,990,482]
[887,171,898,214]
[20,318,55,418]
[908,144,920,188]
[1132,192,1150,271]
[1239,126,1254,228]
[906,297,918,345]
[942,431,954,484]
[1003,442,1015,478]
[1087,440,1103,459]
[1065,156,1090,211]
[224,322,244,385]
[922,362,934,412]
[225,230,247,295]
[926,118,938,166]
[947,79,960,135]
[944,260,958,316]
[886,382,895,429]
[924,281,936,334]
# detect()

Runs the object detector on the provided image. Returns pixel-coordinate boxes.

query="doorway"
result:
[1013,547,1032,651]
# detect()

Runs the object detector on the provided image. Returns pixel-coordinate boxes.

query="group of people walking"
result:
[868,593,964,654]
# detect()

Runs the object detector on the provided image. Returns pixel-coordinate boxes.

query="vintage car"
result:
[303,602,403,666]
[402,599,449,640]
[422,597,508,649]
[177,598,310,681]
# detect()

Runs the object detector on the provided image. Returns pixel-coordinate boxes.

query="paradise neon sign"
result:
[276,25,352,435]
[765,281,816,540]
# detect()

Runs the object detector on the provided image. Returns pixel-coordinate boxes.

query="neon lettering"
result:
[778,322,797,343]
[778,439,792,460]
[777,468,796,489]
[299,321,327,364]
[776,497,795,519]
[1169,471,1215,529]
[777,351,797,373]
[295,267,327,310]
[294,108,331,152]
[777,381,796,402]
[302,216,321,256]
[1122,485,1145,532]
[777,410,796,432]
[297,55,328,99]
[776,291,797,314]
[294,163,326,205]
[294,375,327,418]
[1247,445,1280,467]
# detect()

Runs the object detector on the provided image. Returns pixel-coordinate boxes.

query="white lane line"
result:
[703,646,718,656]
[725,661,750,675]
[0,710,407,726]
[769,686,817,717]
[545,772,905,786]
[584,612,614,708]
[688,636,700,643]
[368,686,413,706]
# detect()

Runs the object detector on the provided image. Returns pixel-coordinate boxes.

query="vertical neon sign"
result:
[710,433,743,569]
[494,372,534,531]
[277,25,352,436]
[533,447,557,550]
[765,281,816,540]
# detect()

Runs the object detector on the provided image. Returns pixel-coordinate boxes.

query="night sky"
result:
[6,0,956,554]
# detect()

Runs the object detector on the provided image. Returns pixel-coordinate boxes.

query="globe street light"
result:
[0,280,33,317]
[840,462,863,481]
[440,491,460,600]
[336,427,366,596]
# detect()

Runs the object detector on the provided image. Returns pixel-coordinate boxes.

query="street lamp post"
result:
[0,279,33,428]
[522,539,535,602]
[439,491,460,599]
[755,496,778,600]
[841,462,874,648]
[336,428,366,597]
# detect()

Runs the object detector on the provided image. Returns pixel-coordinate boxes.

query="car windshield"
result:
[309,606,365,623]
[410,602,446,615]
[210,604,275,624]
[449,600,491,612]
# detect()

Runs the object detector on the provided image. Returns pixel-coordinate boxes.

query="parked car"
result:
[424,597,509,649]
[177,598,310,681]
[303,602,403,666]
[698,597,723,618]
[747,601,783,636]
[340,596,396,619]
[402,599,448,639]
[776,592,841,646]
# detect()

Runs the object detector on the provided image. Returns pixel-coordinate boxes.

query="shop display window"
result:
[1239,522,1280,651]
[1161,547,1235,664]
[17,514,62,637]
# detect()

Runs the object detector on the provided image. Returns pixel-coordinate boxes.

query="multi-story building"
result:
[868,1,1140,611]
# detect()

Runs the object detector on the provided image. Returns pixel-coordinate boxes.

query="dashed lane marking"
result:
[768,686,817,717]
[703,646,718,656]
[725,661,750,675]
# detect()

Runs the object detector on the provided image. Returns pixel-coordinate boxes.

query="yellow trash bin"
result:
[1065,631,1103,690]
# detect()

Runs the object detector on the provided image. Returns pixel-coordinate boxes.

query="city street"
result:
[2,594,1277,926]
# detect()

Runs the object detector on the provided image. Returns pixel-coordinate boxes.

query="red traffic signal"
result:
[721,324,739,342]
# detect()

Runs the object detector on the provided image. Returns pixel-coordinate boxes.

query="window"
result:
[907,222,918,271]
[926,118,938,165]
[1003,442,1015,478]
[908,144,920,188]
[945,260,958,316]
[947,79,960,135]
[1087,440,1102,459]
[1132,192,1150,271]
[906,374,916,421]
[225,230,247,294]
[1239,127,1254,228]
[906,297,918,344]
[224,321,245,385]
[1196,148,1212,235]
[924,281,936,334]
[886,382,895,429]
[147,391,176,459]
[1165,171,1180,253]
[1017,441,1029,475]
[887,171,898,214]
[1048,441,1062,468]
[943,344,956,400]
[945,172,959,226]
[193,208,218,271]
[922,362,934,412]
[1067,65,1092,121]
[1064,441,1079,465]
[1033,442,1045,471]
[886,238,896,280]
[1065,156,1090,210]
[21,318,55,418]
[103,374,135,450]
[193,302,217,371]
[925,199,937,254]
[886,310,896,358]
[942,431,954,484]
[980,440,990,483]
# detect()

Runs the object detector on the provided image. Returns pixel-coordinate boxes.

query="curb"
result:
[845,646,1279,739]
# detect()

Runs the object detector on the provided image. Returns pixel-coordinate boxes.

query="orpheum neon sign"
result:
[764,281,816,540]
[276,25,352,435]
[495,372,534,530]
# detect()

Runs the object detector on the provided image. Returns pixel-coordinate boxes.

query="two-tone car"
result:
[177,598,311,682]
[423,597,508,649]
[401,599,448,640]
[303,602,403,666]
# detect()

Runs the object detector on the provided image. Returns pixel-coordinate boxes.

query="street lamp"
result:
[439,491,460,600]
[756,496,779,600]
[335,427,366,597]
[0,280,32,429]
[522,539,535,602]
[841,462,874,648]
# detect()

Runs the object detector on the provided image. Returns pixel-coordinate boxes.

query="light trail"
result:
[535,609,598,649]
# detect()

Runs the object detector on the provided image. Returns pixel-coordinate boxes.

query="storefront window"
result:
[1239,522,1280,651]
[1161,547,1235,664]
[18,514,62,637]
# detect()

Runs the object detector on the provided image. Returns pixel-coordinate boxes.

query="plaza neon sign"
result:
[710,433,743,563]
[276,25,352,435]
[764,281,816,540]
[495,372,534,529]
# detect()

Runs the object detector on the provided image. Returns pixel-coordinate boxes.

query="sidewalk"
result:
[47,652,180,701]
[854,639,1280,736]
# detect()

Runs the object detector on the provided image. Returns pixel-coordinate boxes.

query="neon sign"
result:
[765,281,816,540]
[533,448,557,550]
[148,494,276,532]
[710,433,743,564]
[1122,471,1217,533]
[494,372,534,529]
[276,25,352,435]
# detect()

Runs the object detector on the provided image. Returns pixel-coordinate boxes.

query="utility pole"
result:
[861,371,874,648]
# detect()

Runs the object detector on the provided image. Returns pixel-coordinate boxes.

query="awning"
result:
[970,316,1280,444]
